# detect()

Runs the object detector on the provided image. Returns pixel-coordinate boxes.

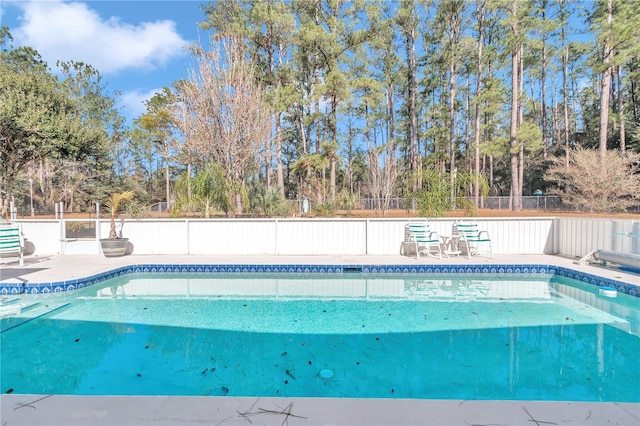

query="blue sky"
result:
[2,1,594,129]
[1,0,207,123]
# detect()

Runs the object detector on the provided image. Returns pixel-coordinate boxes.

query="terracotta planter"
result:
[100,238,129,257]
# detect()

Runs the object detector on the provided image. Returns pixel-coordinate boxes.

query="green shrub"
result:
[312,202,337,217]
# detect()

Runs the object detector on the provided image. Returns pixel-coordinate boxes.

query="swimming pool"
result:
[2,269,639,402]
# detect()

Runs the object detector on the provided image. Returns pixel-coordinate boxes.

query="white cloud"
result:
[120,88,164,121]
[11,0,188,74]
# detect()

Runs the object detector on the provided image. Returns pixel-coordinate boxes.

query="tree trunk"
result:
[449,57,457,205]
[389,87,395,148]
[330,96,337,201]
[518,44,525,198]
[510,42,522,211]
[406,23,419,193]
[598,0,613,164]
[489,154,494,192]
[276,111,285,196]
[617,65,626,153]
[165,149,170,208]
[299,104,311,196]
[465,76,471,171]
[541,2,548,160]
[562,13,570,167]
[265,130,272,187]
[187,164,192,199]
[473,0,485,207]
[631,66,639,122]
[507,0,522,211]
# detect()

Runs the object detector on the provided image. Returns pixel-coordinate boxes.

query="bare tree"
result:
[546,148,640,213]
[172,41,272,216]
[367,143,399,217]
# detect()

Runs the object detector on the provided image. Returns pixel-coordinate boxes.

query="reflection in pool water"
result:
[1,273,639,401]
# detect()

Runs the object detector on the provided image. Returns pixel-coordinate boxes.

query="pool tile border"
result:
[0,263,637,297]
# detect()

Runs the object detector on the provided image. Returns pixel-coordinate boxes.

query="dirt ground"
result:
[344,209,640,219]
[27,208,639,220]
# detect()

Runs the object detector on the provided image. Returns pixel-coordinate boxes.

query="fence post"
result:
[59,211,65,255]
[365,219,369,255]
[96,202,101,254]
[186,219,190,255]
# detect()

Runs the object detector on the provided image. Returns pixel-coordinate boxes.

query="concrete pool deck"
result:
[1,253,639,425]
[2,252,640,286]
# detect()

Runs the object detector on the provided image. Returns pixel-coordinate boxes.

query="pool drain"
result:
[318,369,334,379]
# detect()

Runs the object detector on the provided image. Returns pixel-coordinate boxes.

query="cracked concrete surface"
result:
[2,395,639,425]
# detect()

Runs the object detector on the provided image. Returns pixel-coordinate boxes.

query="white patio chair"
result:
[453,220,493,259]
[403,222,442,259]
[0,223,25,266]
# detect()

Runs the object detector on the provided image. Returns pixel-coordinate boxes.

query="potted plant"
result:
[100,191,134,257]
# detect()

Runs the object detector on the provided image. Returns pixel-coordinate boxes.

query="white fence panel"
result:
[366,220,411,255]
[427,219,456,238]
[188,220,277,255]
[556,217,638,258]
[118,220,189,255]
[559,218,599,258]
[10,216,636,258]
[20,220,61,255]
[612,220,639,254]
[277,220,366,255]
[486,218,554,254]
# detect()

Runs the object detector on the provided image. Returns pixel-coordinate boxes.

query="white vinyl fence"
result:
[8,217,638,258]
[554,217,640,258]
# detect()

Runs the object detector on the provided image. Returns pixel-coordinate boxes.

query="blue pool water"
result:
[1,272,639,401]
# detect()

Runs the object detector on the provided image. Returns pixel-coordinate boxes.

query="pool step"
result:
[0,299,40,318]
[0,301,70,333]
